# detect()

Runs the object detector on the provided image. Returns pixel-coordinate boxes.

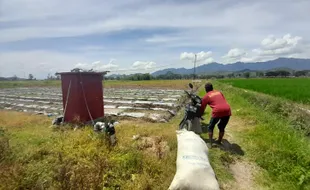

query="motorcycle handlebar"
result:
[184,90,191,97]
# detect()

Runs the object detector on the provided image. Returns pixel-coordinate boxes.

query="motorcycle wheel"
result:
[180,120,192,131]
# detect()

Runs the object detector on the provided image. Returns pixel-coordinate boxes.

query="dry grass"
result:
[0,79,197,189]
[0,111,181,190]
[7,79,309,189]
[0,80,251,190]
[0,80,61,88]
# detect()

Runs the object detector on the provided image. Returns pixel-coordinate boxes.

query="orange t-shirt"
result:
[200,90,231,118]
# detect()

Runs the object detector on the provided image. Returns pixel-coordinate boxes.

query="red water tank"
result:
[58,72,104,124]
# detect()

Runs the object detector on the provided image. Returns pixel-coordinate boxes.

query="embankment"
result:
[213,81,310,190]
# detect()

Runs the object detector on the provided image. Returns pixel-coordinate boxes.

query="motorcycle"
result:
[179,83,203,131]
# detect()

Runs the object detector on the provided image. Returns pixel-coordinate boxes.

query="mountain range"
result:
[152,58,310,76]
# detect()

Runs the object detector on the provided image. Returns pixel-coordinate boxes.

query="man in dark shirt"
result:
[200,82,231,146]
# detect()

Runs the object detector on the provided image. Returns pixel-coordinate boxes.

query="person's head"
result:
[205,82,213,92]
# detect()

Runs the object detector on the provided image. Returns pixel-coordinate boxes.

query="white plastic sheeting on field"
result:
[0,87,185,121]
[169,130,219,190]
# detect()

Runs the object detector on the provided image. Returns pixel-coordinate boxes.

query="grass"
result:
[220,78,310,104]
[220,79,310,136]
[0,80,61,89]
[0,111,179,189]
[0,80,193,90]
[213,81,310,190]
[197,88,236,184]
[2,111,235,189]
[0,80,237,189]
[1,79,310,189]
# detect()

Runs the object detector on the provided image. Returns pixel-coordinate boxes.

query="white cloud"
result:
[74,62,96,71]
[132,61,156,70]
[180,52,194,61]
[222,48,246,62]
[74,59,119,72]
[261,35,287,50]
[2,0,309,44]
[102,62,119,70]
[0,50,84,78]
[222,34,309,63]
[205,57,214,64]
[224,48,246,58]
[1,0,310,77]
[180,51,213,62]
[255,34,302,56]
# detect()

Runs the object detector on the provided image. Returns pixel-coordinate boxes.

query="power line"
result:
[193,54,197,80]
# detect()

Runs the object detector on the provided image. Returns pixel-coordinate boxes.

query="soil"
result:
[221,117,263,190]
[221,160,261,190]
[135,136,170,159]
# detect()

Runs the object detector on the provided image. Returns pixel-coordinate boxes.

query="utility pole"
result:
[193,54,197,80]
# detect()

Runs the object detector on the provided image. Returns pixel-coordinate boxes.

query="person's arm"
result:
[199,95,209,116]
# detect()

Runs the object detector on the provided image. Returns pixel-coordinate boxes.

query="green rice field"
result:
[220,78,310,104]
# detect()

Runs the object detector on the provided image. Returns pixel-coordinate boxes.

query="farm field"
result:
[0,79,193,89]
[0,87,186,122]
[0,80,195,123]
[0,79,202,189]
[1,80,310,189]
[220,78,310,104]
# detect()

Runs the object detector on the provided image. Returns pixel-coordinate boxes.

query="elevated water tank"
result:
[58,72,105,124]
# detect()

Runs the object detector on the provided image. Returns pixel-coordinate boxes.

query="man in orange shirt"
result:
[200,82,231,146]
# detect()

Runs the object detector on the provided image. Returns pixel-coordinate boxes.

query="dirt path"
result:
[219,117,264,190]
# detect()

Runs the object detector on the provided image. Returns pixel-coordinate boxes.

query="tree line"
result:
[104,70,310,81]
[2,69,309,81]
[239,70,310,79]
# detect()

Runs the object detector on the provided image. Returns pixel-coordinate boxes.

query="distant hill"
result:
[0,77,9,81]
[107,73,145,78]
[152,58,310,76]
[268,67,295,72]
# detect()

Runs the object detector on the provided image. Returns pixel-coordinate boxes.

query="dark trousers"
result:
[208,116,230,133]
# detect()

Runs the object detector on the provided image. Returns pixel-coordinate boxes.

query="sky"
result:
[0,0,310,78]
